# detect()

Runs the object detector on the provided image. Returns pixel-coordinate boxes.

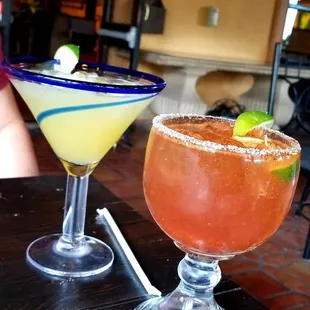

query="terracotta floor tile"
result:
[102,156,144,180]
[93,164,125,182]
[264,293,310,310]
[296,306,310,310]
[277,229,307,251]
[103,179,144,200]
[253,240,284,256]
[284,263,310,286]
[264,266,310,293]
[232,272,288,299]
[263,252,303,266]
[220,260,259,275]
[243,251,261,261]
[129,149,147,163]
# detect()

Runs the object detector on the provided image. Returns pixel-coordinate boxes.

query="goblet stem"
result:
[54,174,91,257]
[136,253,223,309]
[178,254,222,308]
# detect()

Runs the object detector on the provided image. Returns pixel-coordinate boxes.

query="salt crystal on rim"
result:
[153,114,301,157]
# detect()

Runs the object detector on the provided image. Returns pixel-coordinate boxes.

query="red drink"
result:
[144,115,300,256]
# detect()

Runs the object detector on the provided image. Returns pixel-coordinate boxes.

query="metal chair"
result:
[268,42,310,259]
[97,0,145,70]
[97,0,146,147]
[295,146,310,259]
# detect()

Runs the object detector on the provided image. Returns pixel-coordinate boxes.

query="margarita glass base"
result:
[26,234,114,278]
[135,253,224,310]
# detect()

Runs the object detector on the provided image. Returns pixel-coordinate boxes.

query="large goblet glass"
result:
[1,57,165,278]
[136,114,301,309]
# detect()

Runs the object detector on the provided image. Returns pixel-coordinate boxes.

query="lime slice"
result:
[272,159,300,182]
[233,111,274,137]
[54,44,80,74]
[233,136,264,148]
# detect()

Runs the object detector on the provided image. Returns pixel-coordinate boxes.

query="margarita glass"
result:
[136,114,300,310]
[1,56,165,278]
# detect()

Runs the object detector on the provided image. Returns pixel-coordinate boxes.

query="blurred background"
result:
[0,2,309,309]
[2,0,310,131]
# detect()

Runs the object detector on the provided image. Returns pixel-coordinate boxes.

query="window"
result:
[283,0,300,40]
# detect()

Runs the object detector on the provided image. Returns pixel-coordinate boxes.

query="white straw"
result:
[96,208,162,296]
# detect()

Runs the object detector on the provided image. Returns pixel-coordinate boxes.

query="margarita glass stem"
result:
[54,174,90,257]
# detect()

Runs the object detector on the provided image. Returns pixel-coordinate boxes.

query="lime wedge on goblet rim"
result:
[233,111,299,182]
[232,111,274,148]
[271,159,300,183]
[233,111,274,137]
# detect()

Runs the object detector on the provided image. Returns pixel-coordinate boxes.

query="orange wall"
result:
[62,0,277,64]
[140,0,277,64]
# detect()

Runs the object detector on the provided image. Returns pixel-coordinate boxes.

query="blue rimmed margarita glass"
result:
[1,57,166,278]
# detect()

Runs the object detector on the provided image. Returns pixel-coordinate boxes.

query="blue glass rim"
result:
[1,56,166,95]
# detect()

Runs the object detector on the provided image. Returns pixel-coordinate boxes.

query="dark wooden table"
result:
[0,175,268,310]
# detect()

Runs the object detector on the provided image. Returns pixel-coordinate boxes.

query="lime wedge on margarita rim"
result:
[54,44,80,74]
[233,111,299,182]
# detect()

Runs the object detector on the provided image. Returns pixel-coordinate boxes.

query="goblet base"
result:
[135,253,224,310]
[26,234,114,278]
[135,289,223,310]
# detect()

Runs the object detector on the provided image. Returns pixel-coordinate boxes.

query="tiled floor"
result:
[30,121,310,310]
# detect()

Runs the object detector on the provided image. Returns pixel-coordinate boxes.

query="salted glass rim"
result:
[153,114,301,157]
[0,56,166,94]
